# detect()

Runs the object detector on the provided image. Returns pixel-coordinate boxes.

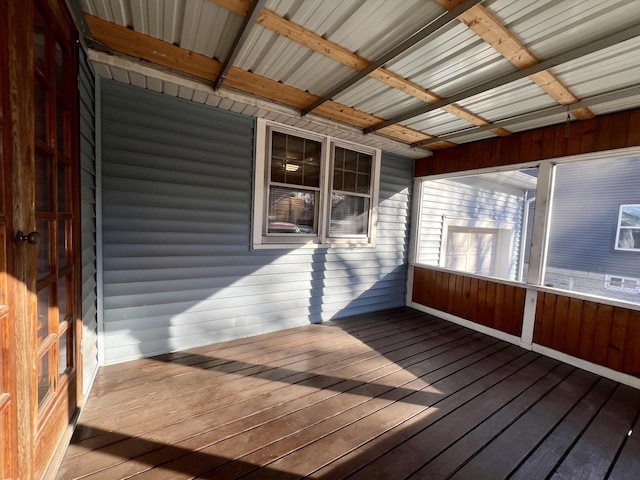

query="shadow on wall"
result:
[100,79,413,365]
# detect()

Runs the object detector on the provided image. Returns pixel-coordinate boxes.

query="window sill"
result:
[252,241,376,250]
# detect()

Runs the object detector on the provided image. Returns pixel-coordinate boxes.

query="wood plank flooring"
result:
[56,308,640,479]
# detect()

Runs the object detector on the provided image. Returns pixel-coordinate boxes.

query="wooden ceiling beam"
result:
[209,0,251,17]
[444,2,595,119]
[84,14,433,145]
[214,0,491,135]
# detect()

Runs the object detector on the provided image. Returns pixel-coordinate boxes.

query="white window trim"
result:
[614,204,640,252]
[252,119,380,249]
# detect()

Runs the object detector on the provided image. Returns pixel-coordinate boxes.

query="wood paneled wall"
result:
[412,266,525,336]
[416,108,640,176]
[534,291,640,377]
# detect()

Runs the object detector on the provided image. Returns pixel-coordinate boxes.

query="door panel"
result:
[4,0,81,478]
[32,0,79,477]
[0,0,18,476]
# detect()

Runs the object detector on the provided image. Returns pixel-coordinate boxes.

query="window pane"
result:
[58,162,68,212]
[270,131,321,188]
[35,80,47,142]
[37,351,51,407]
[55,41,64,89]
[58,275,68,322]
[58,329,68,375]
[545,157,640,305]
[57,103,66,154]
[36,152,51,211]
[333,147,372,194]
[617,228,640,250]
[58,220,67,268]
[415,169,538,282]
[267,186,317,234]
[34,9,46,71]
[620,205,640,227]
[37,219,51,279]
[37,287,50,342]
[330,194,369,236]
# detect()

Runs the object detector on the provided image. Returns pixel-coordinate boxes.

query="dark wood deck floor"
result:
[57,307,640,480]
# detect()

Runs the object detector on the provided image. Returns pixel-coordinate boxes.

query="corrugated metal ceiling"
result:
[80,0,640,155]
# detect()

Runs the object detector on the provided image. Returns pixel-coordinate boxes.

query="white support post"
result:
[526,161,555,286]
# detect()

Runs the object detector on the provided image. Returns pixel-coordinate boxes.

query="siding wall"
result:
[79,48,98,393]
[100,80,412,364]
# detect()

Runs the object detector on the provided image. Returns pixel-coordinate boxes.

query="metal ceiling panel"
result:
[589,92,640,116]
[552,37,640,101]
[235,26,356,95]
[457,78,559,123]
[310,0,443,59]
[406,111,476,137]
[179,0,243,59]
[503,111,571,135]
[490,0,640,61]
[333,77,427,119]
[385,22,514,97]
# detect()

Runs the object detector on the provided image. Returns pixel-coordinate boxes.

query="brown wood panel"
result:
[627,109,640,146]
[415,108,640,176]
[564,297,584,357]
[534,292,640,377]
[411,266,525,336]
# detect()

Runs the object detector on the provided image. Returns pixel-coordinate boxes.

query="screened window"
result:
[615,205,640,251]
[414,169,538,282]
[544,157,640,305]
[253,120,380,248]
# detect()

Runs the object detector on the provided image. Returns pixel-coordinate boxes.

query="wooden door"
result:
[0,1,19,476]
[5,0,81,478]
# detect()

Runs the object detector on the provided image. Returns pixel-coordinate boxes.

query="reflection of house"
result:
[544,156,640,301]
[417,171,537,281]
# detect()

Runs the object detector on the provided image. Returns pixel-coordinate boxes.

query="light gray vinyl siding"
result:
[100,80,412,364]
[79,48,98,392]
[547,155,640,277]
[416,177,526,280]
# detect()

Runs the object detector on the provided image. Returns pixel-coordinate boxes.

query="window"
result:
[615,204,640,251]
[253,120,380,248]
[413,154,640,306]
[543,156,640,305]
[605,274,639,293]
[414,169,537,282]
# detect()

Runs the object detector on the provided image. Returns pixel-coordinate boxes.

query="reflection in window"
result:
[616,205,640,251]
[415,169,538,282]
[38,352,50,407]
[544,156,640,305]
[255,122,380,247]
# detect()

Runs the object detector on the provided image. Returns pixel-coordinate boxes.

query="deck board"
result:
[56,308,640,480]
